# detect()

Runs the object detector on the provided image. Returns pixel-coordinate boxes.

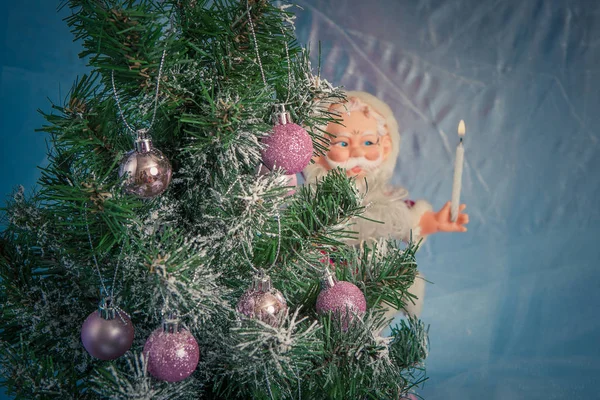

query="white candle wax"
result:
[451,141,464,222]
[451,120,466,222]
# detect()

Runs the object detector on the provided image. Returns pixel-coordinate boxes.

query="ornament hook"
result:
[98,296,117,320]
[272,104,292,125]
[162,311,181,333]
[320,268,337,290]
[134,130,153,153]
[252,273,273,292]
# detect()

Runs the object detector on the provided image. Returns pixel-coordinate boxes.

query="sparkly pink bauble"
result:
[143,328,200,382]
[316,281,367,317]
[261,122,313,174]
[81,310,134,360]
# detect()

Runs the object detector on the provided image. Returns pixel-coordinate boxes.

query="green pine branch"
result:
[0,1,429,398]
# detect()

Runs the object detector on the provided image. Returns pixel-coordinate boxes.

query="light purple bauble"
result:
[81,310,134,360]
[143,327,200,382]
[261,122,313,174]
[316,281,367,317]
[236,288,288,327]
[118,148,172,199]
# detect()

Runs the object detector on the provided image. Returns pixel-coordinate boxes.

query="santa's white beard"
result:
[304,158,389,194]
[324,154,384,174]
[302,161,417,245]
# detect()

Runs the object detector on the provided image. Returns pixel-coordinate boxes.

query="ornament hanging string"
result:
[264,364,276,400]
[246,0,267,87]
[245,0,294,104]
[227,177,281,273]
[248,2,313,175]
[272,213,282,269]
[294,365,302,399]
[241,213,282,274]
[83,205,125,298]
[280,27,293,104]
[83,205,129,322]
[292,248,330,275]
[110,12,175,137]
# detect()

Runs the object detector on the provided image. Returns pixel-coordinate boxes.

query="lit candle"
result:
[451,120,466,222]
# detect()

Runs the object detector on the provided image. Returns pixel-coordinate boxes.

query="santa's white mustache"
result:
[324,155,383,172]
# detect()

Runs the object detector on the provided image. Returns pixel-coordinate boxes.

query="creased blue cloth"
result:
[295,1,600,398]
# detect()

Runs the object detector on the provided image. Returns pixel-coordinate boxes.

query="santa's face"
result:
[318,104,392,179]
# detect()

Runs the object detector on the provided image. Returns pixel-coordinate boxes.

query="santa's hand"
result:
[419,202,469,235]
[437,202,468,232]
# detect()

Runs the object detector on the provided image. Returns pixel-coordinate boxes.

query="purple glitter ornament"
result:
[237,274,287,327]
[81,298,134,360]
[261,106,313,175]
[143,318,200,382]
[316,270,367,326]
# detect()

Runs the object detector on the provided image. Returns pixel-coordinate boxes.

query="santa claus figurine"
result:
[303,91,469,319]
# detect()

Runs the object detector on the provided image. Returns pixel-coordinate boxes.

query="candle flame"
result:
[458,120,466,136]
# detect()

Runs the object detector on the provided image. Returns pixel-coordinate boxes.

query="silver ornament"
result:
[236,274,287,327]
[119,131,172,199]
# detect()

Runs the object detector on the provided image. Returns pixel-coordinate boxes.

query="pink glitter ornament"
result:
[143,318,200,382]
[316,270,367,326]
[261,106,313,175]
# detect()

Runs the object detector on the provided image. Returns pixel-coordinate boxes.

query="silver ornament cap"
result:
[162,312,182,333]
[252,274,273,292]
[98,296,117,319]
[320,268,337,290]
[134,137,153,153]
[272,104,293,126]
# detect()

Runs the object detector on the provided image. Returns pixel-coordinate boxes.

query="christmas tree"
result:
[0,1,428,398]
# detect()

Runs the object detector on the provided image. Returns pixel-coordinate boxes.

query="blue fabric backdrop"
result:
[2,1,599,399]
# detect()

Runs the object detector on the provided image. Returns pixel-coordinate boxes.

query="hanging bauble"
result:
[316,270,367,327]
[236,273,287,327]
[81,297,134,360]
[119,129,172,199]
[260,105,313,175]
[143,317,200,382]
